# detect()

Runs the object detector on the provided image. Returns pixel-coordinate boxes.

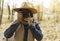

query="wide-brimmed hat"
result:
[13,2,37,14]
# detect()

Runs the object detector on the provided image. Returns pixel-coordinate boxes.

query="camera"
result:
[21,10,33,19]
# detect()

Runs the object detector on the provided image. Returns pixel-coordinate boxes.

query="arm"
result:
[35,23,43,41]
[4,20,19,38]
[30,22,43,41]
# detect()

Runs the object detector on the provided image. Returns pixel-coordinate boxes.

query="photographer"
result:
[4,2,43,41]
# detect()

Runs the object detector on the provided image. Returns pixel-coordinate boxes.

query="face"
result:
[17,12,23,22]
[17,10,33,23]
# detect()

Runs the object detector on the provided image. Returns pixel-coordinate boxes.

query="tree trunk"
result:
[37,6,40,21]
[11,9,14,21]
[0,0,4,25]
[0,0,1,25]
[7,5,11,20]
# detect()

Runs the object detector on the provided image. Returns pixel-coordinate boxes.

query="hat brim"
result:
[13,8,37,14]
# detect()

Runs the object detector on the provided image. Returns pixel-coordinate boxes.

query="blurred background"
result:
[0,0,60,41]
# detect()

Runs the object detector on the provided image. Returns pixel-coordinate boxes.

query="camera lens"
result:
[22,10,30,18]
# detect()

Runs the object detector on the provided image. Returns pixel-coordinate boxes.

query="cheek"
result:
[17,14,23,19]
[17,15,23,22]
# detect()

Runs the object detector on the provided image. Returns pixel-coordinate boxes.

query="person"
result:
[4,2,43,41]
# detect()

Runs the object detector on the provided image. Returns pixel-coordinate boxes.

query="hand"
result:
[24,17,32,26]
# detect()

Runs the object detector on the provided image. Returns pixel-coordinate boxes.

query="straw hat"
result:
[13,2,37,14]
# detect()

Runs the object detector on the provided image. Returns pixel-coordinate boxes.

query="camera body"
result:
[23,12,30,19]
[21,10,33,19]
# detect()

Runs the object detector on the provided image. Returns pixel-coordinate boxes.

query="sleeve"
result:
[35,23,43,41]
[30,22,43,41]
[4,20,19,38]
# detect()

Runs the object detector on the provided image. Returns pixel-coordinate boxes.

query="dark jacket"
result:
[4,20,43,41]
